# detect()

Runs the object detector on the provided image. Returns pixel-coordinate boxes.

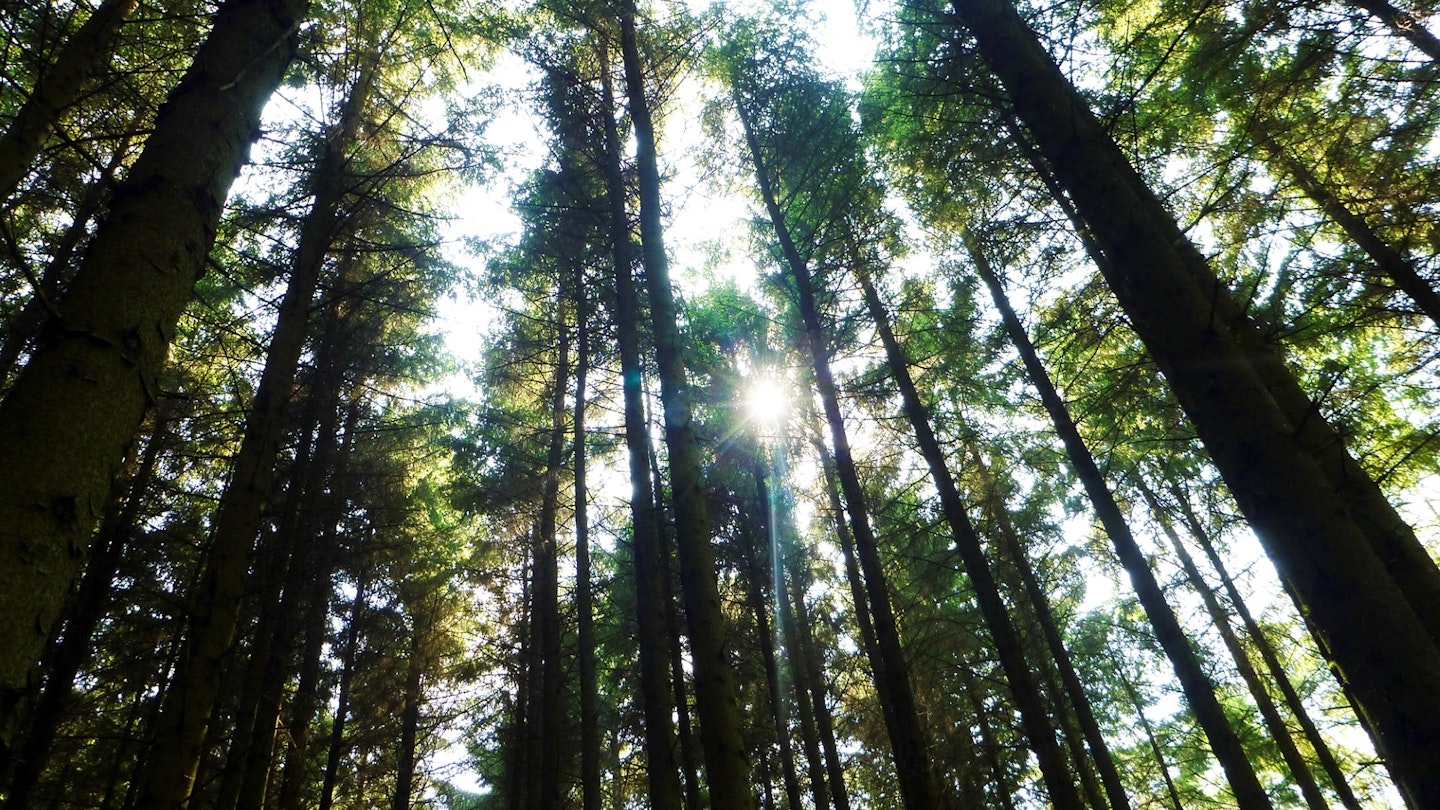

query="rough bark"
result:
[0,0,308,756]
[952,4,1440,800]
[1,410,165,809]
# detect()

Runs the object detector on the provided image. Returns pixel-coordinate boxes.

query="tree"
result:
[945,1,1440,800]
[0,0,309,756]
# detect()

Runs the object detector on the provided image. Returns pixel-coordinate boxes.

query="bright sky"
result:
[433,1,875,374]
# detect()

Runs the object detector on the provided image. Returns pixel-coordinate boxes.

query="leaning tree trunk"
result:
[1165,480,1364,810]
[1253,127,1440,327]
[775,248,943,809]
[2,410,167,810]
[618,3,754,804]
[971,237,1273,807]
[0,0,309,755]
[951,4,1440,801]
[964,445,1131,810]
[1349,0,1440,62]
[1138,481,1331,810]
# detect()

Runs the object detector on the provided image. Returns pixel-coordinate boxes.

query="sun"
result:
[745,375,790,430]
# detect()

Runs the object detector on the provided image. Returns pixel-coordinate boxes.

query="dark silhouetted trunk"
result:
[619,3,754,803]
[596,41,684,810]
[0,0,309,755]
[970,232,1274,807]
[952,3,1440,800]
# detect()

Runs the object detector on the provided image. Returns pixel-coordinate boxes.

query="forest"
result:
[2,0,1440,807]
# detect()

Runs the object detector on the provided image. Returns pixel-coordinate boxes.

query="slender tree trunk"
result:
[574,276,600,810]
[735,97,1030,807]
[0,0,309,754]
[1117,665,1185,810]
[971,239,1273,806]
[782,268,942,808]
[743,464,803,810]
[650,448,706,810]
[391,625,424,810]
[1138,482,1330,809]
[952,3,1440,800]
[0,0,138,203]
[1257,134,1440,326]
[537,303,571,810]
[1166,482,1364,810]
[618,4,754,804]
[809,424,896,762]
[965,445,1131,810]
[842,253,1082,807]
[315,580,366,810]
[786,559,849,810]
[0,141,127,386]
[773,530,831,810]
[595,41,684,810]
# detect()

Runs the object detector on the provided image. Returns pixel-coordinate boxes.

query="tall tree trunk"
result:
[0,0,309,755]
[314,579,366,810]
[1165,481,1364,810]
[1137,481,1331,810]
[650,447,705,810]
[1116,665,1185,810]
[0,139,128,387]
[573,274,600,810]
[735,97,1031,807]
[786,558,849,810]
[843,252,1081,808]
[970,238,1273,807]
[743,463,803,810]
[965,445,1130,810]
[132,55,374,806]
[2,411,166,809]
[595,40,684,810]
[618,4,754,804]
[951,3,1440,800]
[534,303,571,810]
[772,523,831,810]
[808,423,897,767]
[779,260,942,808]
[391,624,424,810]
[0,0,138,203]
